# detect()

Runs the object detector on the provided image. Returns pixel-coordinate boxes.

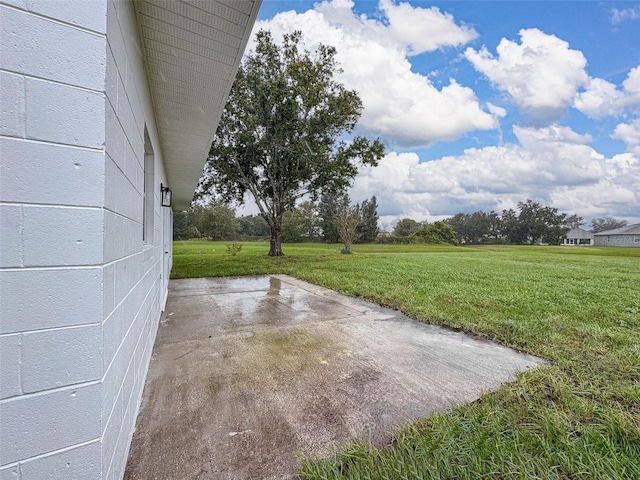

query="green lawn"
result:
[172,240,640,479]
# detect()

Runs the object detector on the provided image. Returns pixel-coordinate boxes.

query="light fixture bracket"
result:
[160,183,172,208]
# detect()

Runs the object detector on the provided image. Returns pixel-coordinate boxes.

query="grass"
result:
[172,240,640,479]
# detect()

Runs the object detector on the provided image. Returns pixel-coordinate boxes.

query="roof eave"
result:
[135,0,262,210]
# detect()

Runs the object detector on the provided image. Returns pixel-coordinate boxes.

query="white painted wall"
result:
[0,1,171,478]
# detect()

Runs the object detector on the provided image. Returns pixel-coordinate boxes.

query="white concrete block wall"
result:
[1,0,169,478]
[101,1,167,479]
[0,1,107,476]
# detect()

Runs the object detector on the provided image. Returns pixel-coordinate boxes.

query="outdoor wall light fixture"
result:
[160,184,172,207]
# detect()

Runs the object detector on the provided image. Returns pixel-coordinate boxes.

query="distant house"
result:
[562,227,594,246]
[0,1,260,478]
[593,224,640,247]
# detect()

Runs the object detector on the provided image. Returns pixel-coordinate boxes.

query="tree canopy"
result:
[446,211,500,244]
[440,200,584,245]
[357,196,379,243]
[590,216,628,233]
[393,218,422,237]
[198,30,385,256]
[412,221,459,245]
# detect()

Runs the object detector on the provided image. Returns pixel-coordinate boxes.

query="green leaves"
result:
[198,29,384,255]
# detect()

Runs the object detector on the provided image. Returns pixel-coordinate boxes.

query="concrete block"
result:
[114,256,134,307]
[0,6,106,91]
[19,440,101,479]
[109,413,132,480]
[22,206,103,267]
[106,0,124,69]
[115,167,141,222]
[121,354,136,409]
[126,217,141,257]
[0,333,22,400]
[22,0,107,33]
[104,155,118,212]
[102,303,124,371]
[0,382,101,464]
[103,210,122,263]
[0,267,102,334]
[122,140,139,193]
[0,204,22,268]
[25,77,105,148]
[105,46,118,109]
[116,79,139,155]
[103,262,116,319]
[121,218,135,261]
[105,102,126,172]
[125,219,138,259]
[134,160,144,197]
[129,92,144,148]
[0,137,105,207]
[101,344,126,425]
[121,44,136,101]
[22,324,102,393]
[101,399,123,479]
[0,71,25,137]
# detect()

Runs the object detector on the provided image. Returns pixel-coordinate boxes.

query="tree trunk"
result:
[268,222,284,256]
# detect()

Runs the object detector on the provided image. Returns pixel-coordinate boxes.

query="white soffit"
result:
[135,0,261,210]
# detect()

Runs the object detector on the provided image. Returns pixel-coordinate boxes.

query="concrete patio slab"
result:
[124,275,545,479]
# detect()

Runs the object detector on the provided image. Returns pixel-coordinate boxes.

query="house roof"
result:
[135,0,261,210]
[565,228,594,239]
[593,223,640,236]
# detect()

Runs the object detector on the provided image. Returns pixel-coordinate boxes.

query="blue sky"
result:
[252,0,640,226]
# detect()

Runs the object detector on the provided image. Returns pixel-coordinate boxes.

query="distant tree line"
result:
[432,199,627,245]
[439,200,581,245]
[389,199,582,245]
[175,196,627,247]
[390,200,625,245]
[173,192,381,245]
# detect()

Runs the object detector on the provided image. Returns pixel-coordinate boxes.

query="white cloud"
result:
[465,29,588,123]
[551,151,639,219]
[486,102,507,118]
[574,65,640,118]
[252,0,497,147]
[623,66,640,94]
[622,66,640,111]
[350,124,639,223]
[378,0,477,55]
[573,78,627,118]
[612,117,640,147]
[611,5,640,25]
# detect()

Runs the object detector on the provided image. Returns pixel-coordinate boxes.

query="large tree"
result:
[199,30,384,256]
[446,211,501,244]
[516,199,581,245]
[500,200,581,244]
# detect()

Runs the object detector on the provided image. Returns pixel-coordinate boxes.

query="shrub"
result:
[411,221,459,245]
[226,242,242,255]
